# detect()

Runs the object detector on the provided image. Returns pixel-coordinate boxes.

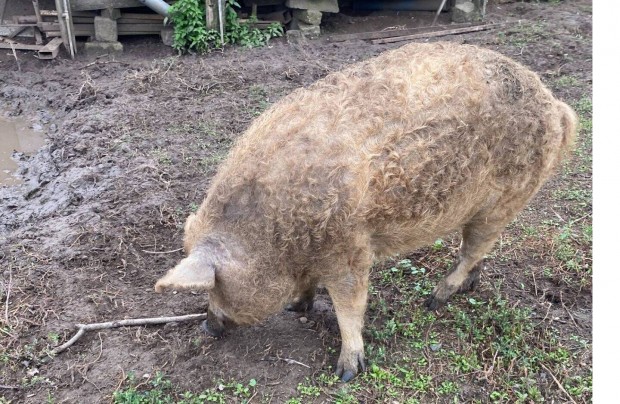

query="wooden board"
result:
[371,23,503,44]
[71,0,143,11]
[325,22,480,43]
[37,37,63,59]
[0,39,42,51]
[121,13,165,20]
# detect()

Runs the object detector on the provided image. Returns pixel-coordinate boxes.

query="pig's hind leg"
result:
[285,286,316,312]
[425,195,530,310]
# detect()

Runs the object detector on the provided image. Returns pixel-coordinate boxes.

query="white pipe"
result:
[62,0,74,58]
[138,0,170,16]
[218,0,224,45]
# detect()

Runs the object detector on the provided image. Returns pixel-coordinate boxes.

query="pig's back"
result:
[205,42,569,258]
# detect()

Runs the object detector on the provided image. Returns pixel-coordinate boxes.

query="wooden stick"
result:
[3,265,11,326]
[540,363,578,404]
[32,0,43,24]
[372,23,503,45]
[49,313,209,356]
[432,0,448,26]
[325,22,479,43]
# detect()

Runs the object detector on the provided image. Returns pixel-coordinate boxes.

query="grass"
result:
[113,372,258,404]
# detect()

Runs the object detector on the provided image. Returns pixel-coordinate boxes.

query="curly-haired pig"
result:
[154,42,577,381]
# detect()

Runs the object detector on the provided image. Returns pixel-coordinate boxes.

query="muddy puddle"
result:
[0,116,46,186]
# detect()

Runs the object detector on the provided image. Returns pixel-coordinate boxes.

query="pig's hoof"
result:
[285,299,314,312]
[201,320,224,338]
[424,295,447,311]
[457,268,481,294]
[336,351,365,383]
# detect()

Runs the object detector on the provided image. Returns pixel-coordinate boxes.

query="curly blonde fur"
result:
[155,42,576,380]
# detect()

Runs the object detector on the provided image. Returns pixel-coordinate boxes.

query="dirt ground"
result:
[0,0,592,403]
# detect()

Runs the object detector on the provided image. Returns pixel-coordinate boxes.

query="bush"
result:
[168,0,284,52]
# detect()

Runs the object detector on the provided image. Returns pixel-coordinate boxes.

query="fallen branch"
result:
[540,363,578,404]
[371,23,505,45]
[3,264,12,326]
[49,313,209,356]
[283,358,311,368]
[325,22,480,42]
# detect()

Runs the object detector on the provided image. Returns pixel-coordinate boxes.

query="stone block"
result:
[452,0,482,23]
[293,9,322,25]
[286,0,338,13]
[160,27,174,46]
[101,7,121,20]
[297,21,320,38]
[84,41,123,56]
[286,29,303,43]
[94,16,118,42]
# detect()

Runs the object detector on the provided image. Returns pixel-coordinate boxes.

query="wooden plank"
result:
[325,22,480,43]
[38,22,94,32]
[118,23,163,33]
[0,0,7,24]
[0,39,43,51]
[117,18,164,24]
[34,27,43,44]
[41,9,97,17]
[6,26,28,38]
[71,0,142,11]
[32,0,43,23]
[44,30,95,37]
[37,37,63,59]
[121,13,165,20]
[371,23,503,44]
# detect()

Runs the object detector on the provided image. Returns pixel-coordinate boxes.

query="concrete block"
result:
[286,29,303,43]
[297,21,320,38]
[292,9,322,25]
[160,27,174,47]
[101,7,121,20]
[94,16,118,42]
[286,0,338,13]
[84,41,123,56]
[452,0,482,23]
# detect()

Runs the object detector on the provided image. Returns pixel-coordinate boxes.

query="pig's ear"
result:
[154,253,215,293]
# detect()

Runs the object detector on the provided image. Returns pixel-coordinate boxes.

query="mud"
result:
[0,117,46,186]
[0,1,591,402]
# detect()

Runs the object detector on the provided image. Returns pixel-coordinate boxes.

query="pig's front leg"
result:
[326,270,369,382]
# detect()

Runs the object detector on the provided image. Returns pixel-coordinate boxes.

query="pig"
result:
[154,41,577,381]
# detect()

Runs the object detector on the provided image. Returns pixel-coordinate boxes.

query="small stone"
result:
[161,27,174,47]
[430,343,442,351]
[299,316,308,324]
[84,41,123,56]
[286,29,303,43]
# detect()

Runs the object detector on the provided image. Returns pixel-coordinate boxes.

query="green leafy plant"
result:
[168,0,283,52]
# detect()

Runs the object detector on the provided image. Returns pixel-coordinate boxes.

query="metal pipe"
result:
[138,0,170,17]
[62,0,75,58]
[218,0,224,45]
